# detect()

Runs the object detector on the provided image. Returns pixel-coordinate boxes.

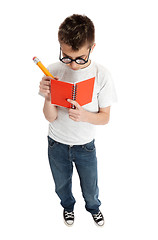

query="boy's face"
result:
[60,43,94,71]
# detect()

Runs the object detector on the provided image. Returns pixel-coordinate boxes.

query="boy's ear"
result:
[91,43,96,53]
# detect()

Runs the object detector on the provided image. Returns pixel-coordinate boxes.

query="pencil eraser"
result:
[33,57,37,60]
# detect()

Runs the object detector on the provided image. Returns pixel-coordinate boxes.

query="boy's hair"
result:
[58,14,95,51]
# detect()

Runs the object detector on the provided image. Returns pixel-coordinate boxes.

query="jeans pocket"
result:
[48,136,56,149]
[82,140,95,152]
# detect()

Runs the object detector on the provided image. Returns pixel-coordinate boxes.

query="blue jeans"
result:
[48,136,101,214]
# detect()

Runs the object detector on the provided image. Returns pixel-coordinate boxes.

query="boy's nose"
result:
[70,61,79,70]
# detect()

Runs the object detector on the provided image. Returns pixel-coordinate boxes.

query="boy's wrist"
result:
[45,96,51,102]
[45,97,57,108]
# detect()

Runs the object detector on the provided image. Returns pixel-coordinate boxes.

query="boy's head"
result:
[58,14,95,51]
[58,14,95,70]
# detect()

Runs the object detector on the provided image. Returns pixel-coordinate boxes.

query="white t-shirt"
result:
[46,61,117,145]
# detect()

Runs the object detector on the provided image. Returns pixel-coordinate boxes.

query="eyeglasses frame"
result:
[59,47,91,65]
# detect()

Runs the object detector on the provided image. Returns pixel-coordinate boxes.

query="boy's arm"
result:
[84,106,110,125]
[40,76,58,122]
[67,99,110,125]
[43,98,58,122]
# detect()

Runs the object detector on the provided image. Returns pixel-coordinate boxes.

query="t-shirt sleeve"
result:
[98,68,117,108]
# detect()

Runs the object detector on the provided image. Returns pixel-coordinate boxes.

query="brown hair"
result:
[58,14,95,51]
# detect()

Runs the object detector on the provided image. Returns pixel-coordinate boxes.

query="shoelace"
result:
[93,211,103,221]
[64,211,74,219]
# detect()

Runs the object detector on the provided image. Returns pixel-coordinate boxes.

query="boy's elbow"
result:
[43,109,57,123]
[102,113,110,125]
[47,116,57,123]
[102,118,109,125]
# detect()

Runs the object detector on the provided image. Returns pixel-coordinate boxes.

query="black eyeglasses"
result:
[59,47,91,65]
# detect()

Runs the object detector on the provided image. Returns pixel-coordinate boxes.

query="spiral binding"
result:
[71,84,78,108]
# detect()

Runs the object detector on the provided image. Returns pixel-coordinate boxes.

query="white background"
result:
[0,0,158,239]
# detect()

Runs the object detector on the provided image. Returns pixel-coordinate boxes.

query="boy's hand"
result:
[67,99,88,122]
[39,76,59,101]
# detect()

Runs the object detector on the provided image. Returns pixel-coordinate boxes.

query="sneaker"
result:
[92,211,104,226]
[63,210,74,226]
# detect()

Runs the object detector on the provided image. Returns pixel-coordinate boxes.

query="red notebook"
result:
[51,77,95,108]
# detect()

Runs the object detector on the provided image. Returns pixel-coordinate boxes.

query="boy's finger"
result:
[54,76,59,80]
[42,76,52,80]
[40,80,50,88]
[67,99,80,108]
[42,76,59,80]
[39,85,50,91]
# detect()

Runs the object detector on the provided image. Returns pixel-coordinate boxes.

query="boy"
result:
[39,14,117,226]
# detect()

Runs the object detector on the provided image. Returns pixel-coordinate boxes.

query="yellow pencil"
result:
[33,57,54,78]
